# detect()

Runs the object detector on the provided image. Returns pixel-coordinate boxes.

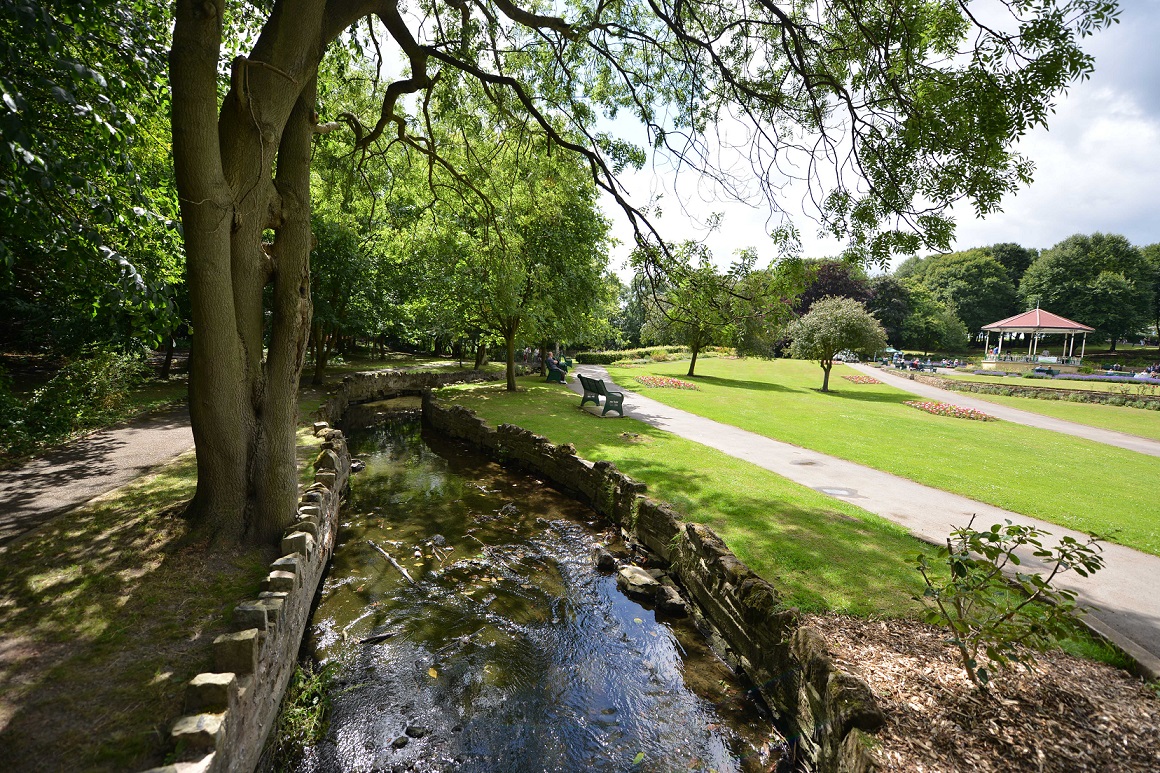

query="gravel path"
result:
[849,363,1160,458]
[568,365,1160,676]
[0,405,194,548]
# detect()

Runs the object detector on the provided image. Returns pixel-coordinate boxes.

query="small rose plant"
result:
[904,400,995,421]
[635,375,699,390]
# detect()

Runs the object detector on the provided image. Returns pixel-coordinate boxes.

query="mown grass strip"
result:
[954,390,1160,443]
[605,358,1160,556]
[441,377,1128,667]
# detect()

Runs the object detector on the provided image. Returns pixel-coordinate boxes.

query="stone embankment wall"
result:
[145,427,351,773]
[423,396,884,773]
[904,372,1160,410]
[317,366,524,424]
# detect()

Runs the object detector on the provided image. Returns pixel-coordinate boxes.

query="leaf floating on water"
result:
[633,618,643,624]
[428,667,438,679]
[632,751,645,765]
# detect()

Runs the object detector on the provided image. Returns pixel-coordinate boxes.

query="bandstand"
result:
[980,309,1094,372]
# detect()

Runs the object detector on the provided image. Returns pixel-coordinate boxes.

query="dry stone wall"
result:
[145,427,351,773]
[422,395,884,773]
[317,366,525,424]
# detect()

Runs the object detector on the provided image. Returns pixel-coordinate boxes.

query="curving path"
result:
[0,405,194,549]
[849,363,1160,458]
[568,365,1160,676]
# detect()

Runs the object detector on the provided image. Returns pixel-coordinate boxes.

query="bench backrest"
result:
[579,373,608,395]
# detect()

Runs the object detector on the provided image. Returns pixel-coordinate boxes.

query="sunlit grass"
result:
[602,358,1160,556]
[954,391,1160,443]
[441,378,940,617]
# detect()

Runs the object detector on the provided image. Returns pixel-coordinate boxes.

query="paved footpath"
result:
[0,405,194,548]
[569,365,1160,675]
[850,363,1160,458]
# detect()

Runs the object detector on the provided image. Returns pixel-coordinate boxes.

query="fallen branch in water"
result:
[360,632,395,645]
[367,540,417,586]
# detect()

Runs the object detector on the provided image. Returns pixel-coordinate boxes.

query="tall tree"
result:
[988,243,1038,289]
[917,249,1018,336]
[1,0,181,355]
[793,259,871,314]
[901,283,969,355]
[866,275,912,349]
[1142,243,1160,344]
[788,297,887,392]
[1020,233,1150,350]
[166,0,1116,543]
[639,243,746,377]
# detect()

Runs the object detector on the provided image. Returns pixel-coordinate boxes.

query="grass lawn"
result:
[0,402,324,771]
[953,391,1160,443]
[0,451,272,771]
[439,378,1124,666]
[442,378,940,617]
[937,371,1160,394]
[602,358,1160,557]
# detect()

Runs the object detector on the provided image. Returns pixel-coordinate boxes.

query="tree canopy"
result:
[0,0,1113,544]
[914,249,1017,335]
[787,296,887,391]
[1020,233,1151,349]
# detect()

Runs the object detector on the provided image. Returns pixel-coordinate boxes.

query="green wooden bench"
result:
[546,367,566,383]
[577,373,624,416]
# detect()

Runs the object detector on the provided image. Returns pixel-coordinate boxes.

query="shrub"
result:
[916,517,1105,691]
[1,352,150,457]
[576,345,688,365]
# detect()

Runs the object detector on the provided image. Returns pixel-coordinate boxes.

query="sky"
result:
[598,0,1160,276]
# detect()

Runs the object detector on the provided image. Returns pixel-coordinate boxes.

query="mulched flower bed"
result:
[842,375,883,384]
[805,614,1160,772]
[905,400,995,421]
[634,375,699,389]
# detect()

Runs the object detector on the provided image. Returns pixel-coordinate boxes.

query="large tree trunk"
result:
[821,361,832,391]
[171,0,323,545]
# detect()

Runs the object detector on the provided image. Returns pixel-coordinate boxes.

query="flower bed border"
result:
[904,400,995,421]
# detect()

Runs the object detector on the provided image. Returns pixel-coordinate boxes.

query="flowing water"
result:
[288,408,782,772]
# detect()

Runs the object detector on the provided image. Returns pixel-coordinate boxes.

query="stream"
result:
[282,404,783,772]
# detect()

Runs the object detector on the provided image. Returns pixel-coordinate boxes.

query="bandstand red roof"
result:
[981,309,1094,334]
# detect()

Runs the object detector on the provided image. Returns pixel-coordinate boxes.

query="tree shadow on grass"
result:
[680,374,794,393]
[0,453,271,772]
[818,388,918,406]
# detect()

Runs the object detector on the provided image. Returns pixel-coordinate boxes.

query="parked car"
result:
[834,350,860,363]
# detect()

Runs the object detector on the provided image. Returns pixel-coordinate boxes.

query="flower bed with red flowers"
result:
[634,375,699,390]
[904,401,995,421]
[841,375,882,385]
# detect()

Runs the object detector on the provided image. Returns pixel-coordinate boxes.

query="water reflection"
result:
[293,415,780,772]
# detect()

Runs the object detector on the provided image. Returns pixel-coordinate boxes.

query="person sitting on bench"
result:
[545,351,567,383]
